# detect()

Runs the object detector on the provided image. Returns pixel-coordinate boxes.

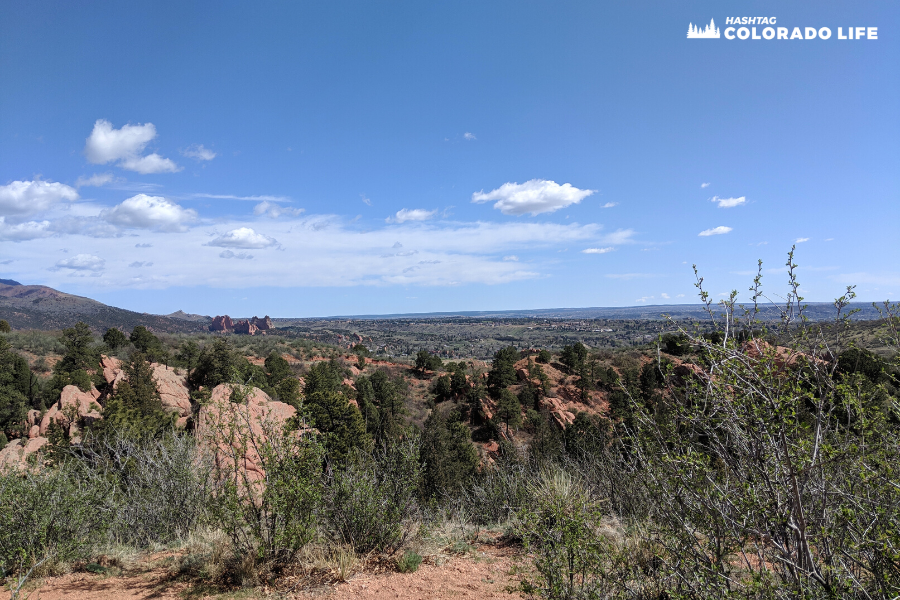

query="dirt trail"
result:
[28,545,525,600]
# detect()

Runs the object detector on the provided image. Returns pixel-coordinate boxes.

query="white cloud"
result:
[182,144,216,161]
[472,179,595,216]
[75,173,114,188]
[192,193,290,203]
[661,292,670,299]
[0,218,52,241]
[207,227,278,249]
[600,229,636,245]
[219,250,253,260]
[601,202,617,208]
[129,261,153,268]
[135,243,152,248]
[582,247,614,254]
[389,208,437,223]
[698,226,732,236]
[103,194,198,232]
[701,182,711,188]
[711,196,746,208]
[361,195,372,206]
[84,119,180,173]
[120,154,180,174]
[55,254,105,271]
[463,132,476,140]
[0,180,79,218]
[253,201,304,218]
[795,237,810,243]
[503,255,519,261]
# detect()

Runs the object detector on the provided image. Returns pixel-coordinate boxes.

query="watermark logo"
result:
[686,17,878,41]
[687,19,720,39]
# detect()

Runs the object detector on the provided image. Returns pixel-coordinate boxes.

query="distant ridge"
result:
[290,302,884,322]
[166,310,212,323]
[0,282,208,333]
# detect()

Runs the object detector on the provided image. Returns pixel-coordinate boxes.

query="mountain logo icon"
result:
[687,19,720,38]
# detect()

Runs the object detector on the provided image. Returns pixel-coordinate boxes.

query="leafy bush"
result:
[396,549,422,573]
[326,439,422,554]
[0,462,113,578]
[76,431,213,547]
[204,395,324,567]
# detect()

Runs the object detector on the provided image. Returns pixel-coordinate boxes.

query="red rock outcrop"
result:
[196,385,299,490]
[40,385,103,435]
[100,356,192,418]
[250,315,273,331]
[209,315,234,332]
[233,320,258,335]
[0,436,48,470]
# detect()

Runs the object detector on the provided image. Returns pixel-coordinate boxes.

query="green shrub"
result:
[204,396,324,567]
[396,549,422,573]
[326,439,422,554]
[0,462,113,578]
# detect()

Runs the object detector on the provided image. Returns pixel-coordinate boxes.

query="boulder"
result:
[150,363,192,417]
[101,355,125,387]
[0,436,48,471]
[197,385,299,489]
[516,368,530,381]
[26,409,40,427]
[40,385,102,435]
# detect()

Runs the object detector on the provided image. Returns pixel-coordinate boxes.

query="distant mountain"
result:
[166,310,213,323]
[0,282,209,333]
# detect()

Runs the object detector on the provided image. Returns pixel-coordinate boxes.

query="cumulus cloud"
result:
[699,226,733,236]
[219,250,253,260]
[55,254,105,271]
[0,180,79,218]
[472,179,595,216]
[711,196,746,208]
[795,237,810,243]
[253,201,304,219]
[75,173,114,188]
[582,247,614,254]
[601,202,617,208]
[103,194,198,232]
[181,144,216,161]
[84,119,180,173]
[207,227,278,249]
[503,255,519,261]
[389,209,437,223]
[701,182,711,188]
[0,218,52,242]
[463,132,476,140]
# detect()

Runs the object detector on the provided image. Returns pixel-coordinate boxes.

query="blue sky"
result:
[1,1,897,317]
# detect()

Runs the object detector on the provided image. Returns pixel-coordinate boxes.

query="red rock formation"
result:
[233,320,258,335]
[209,315,234,332]
[251,315,273,331]
[0,437,48,470]
[197,385,300,491]
[40,385,103,436]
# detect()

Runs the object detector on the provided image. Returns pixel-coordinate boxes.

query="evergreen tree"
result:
[0,336,29,439]
[496,388,522,435]
[95,352,175,439]
[102,327,128,350]
[355,369,408,443]
[420,408,478,498]
[487,346,519,399]
[305,390,371,464]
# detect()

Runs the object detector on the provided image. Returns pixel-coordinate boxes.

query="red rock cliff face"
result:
[251,315,273,331]
[233,320,258,335]
[210,315,234,332]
